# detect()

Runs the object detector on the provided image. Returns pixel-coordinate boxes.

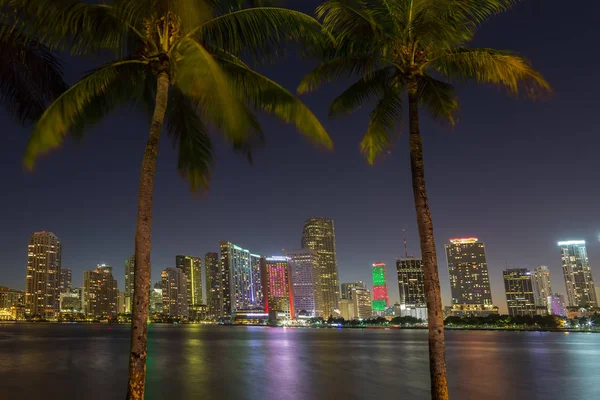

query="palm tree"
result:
[299,1,550,399]
[8,0,331,397]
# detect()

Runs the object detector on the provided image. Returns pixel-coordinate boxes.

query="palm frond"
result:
[0,27,67,123]
[298,56,383,93]
[418,74,458,125]
[329,67,391,116]
[24,59,148,169]
[166,87,213,192]
[360,86,403,164]
[429,47,551,98]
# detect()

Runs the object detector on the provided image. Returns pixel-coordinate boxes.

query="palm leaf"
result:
[418,74,458,125]
[329,67,391,116]
[298,56,383,93]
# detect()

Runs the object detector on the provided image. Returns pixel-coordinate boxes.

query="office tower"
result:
[503,268,536,317]
[396,257,426,307]
[286,248,322,317]
[149,286,163,315]
[547,293,566,316]
[220,241,263,316]
[176,255,203,307]
[59,290,82,313]
[161,268,189,319]
[301,217,340,318]
[205,252,222,318]
[340,281,367,301]
[352,288,372,319]
[371,262,389,312]
[445,238,494,315]
[532,266,552,307]
[83,264,118,318]
[338,299,355,320]
[59,268,72,293]
[260,257,294,318]
[124,255,135,313]
[25,231,62,318]
[559,240,598,307]
[0,287,24,308]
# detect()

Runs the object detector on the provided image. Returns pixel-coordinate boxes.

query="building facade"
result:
[503,268,536,317]
[286,249,321,317]
[220,241,263,317]
[396,257,428,319]
[83,264,118,318]
[445,238,494,315]
[124,255,135,313]
[559,240,598,307]
[0,287,24,308]
[205,252,221,319]
[59,268,72,293]
[161,268,189,319]
[353,288,372,319]
[547,293,566,316]
[371,262,389,313]
[176,255,203,308]
[260,257,294,319]
[25,231,62,318]
[532,265,552,307]
[301,217,340,318]
[340,281,366,301]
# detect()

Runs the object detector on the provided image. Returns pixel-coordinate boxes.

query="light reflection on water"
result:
[0,324,599,400]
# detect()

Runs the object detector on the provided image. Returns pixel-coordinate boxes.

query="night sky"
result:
[1,0,599,313]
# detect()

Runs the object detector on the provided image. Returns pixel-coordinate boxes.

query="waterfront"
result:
[0,325,599,400]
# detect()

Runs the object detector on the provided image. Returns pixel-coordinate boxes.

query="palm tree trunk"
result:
[407,79,449,400]
[126,70,170,400]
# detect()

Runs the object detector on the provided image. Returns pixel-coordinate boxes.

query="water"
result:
[0,324,599,400]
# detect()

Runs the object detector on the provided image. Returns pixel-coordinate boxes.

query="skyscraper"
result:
[301,217,340,317]
[503,268,536,317]
[205,252,222,318]
[260,257,294,318]
[220,241,263,316]
[352,288,372,319]
[83,264,118,318]
[547,293,566,316]
[161,268,188,319]
[559,240,598,307]
[59,268,72,293]
[25,231,62,318]
[124,255,135,313]
[532,265,552,307]
[371,262,389,313]
[396,258,426,307]
[340,281,367,301]
[286,248,322,317]
[445,238,494,315]
[176,255,203,308]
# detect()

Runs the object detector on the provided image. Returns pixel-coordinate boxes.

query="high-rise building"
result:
[176,255,203,308]
[301,217,340,318]
[83,264,118,318]
[532,266,552,307]
[396,258,426,307]
[559,240,598,307]
[547,293,566,316]
[503,268,536,317]
[352,288,372,319]
[0,287,24,308]
[59,268,72,293]
[338,299,355,320]
[161,268,188,319]
[286,249,322,317]
[149,287,163,315]
[59,290,82,313]
[25,231,62,318]
[371,262,389,313]
[124,255,135,313]
[220,241,263,317]
[205,252,221,319]
[445,238,494,315]
[260,257,294,318]
[340,281,366,301]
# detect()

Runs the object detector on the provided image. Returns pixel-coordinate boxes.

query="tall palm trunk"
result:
[407,79,449,400]
[127,70,170,400]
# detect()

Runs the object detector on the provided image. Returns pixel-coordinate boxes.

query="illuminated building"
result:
[220,241,263,317]
[0,287,24,308]
[445,238,494,316]
[176,255,203,308]
[149,287,163,315]
[59,291,82,313]
[301,217,340,318]
[124,255,135,313]
[25,231,62,318]
[59,268,72,293]
[547,293,566,316]
[352,288,372,319]
[117,291,126,314]
[260,257,294,319]
[286,248,321,317]
[532,266,552,307]
[83,264,118,318]
[340,281,366,300]
[503,268,536,317]
[205,252,222,318]
[161,268,188,319]
[396,257,428,319]
[371,262,389,313]
[338,299,355,320]
[558,240,598,307]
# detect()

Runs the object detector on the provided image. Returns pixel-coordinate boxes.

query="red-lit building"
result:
[372,262,389,313]
[260,257,294,319]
